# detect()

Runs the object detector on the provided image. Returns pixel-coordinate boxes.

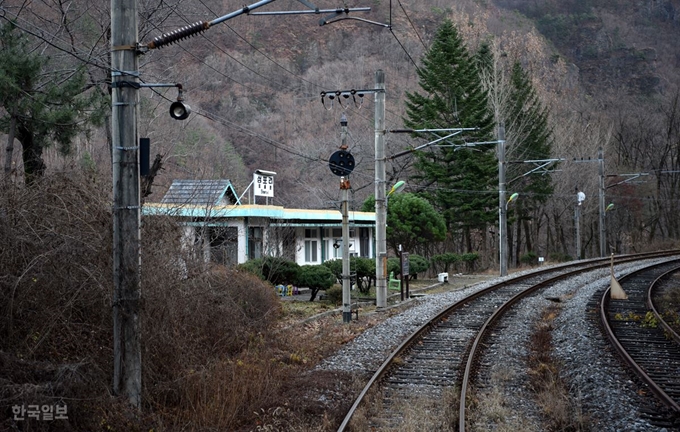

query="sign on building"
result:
[254,173,274,197]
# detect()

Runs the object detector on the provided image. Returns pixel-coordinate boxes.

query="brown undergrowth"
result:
[0,173,367,431]
[526,304,589,431]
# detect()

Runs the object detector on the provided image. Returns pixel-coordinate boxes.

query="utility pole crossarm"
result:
[387,127,479,160]
[507,159,563,183]
[605,172,650,189]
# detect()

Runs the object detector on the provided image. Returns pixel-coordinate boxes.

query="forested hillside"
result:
[2,0,679,259]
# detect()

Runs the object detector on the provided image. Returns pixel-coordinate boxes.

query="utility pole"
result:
[573,150,606,258]
[318,73,386,308]
[598,147,606,257]
[341,178,351,323]
[498,124,508,277]
[374,70,387,308]
[340,114,352,323]
[111,0,142,409]
[575,189,582,260]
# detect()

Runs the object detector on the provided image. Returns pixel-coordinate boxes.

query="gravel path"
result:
[316,259,679,431]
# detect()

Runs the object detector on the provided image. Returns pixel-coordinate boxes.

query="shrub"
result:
[520,251,538,266]
[549,252,573,262]
[296,265,335,302]
[323,257,375,294]
[408,254,430,278]
[322,258,342,281]
[238,259,265,279]
[432,252,461,273]
[238,256,300,285]
[0,173,282,430]
[461,252,480,271]
[387,254,429,279]
[387,257,401,277]
[324,286,343,305]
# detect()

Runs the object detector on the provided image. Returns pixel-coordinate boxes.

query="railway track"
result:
[599,260,680,428]
[336,251,680,431]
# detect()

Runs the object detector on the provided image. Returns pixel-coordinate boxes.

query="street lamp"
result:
[575,189,586,259]
[375,180,405,308]
[388,180,406,198]
[500,190,519,277]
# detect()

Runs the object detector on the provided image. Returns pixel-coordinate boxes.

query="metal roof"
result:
[160,179,239,206]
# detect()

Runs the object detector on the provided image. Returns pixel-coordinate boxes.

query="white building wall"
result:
[179,222,374,267]
[236,222,247,264]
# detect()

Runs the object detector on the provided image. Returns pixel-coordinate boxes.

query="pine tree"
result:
[504,61,554,255]
[0,23,105,184]
[404,20,497,251]
[505,62,554,202]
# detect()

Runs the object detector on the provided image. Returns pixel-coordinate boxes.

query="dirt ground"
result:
[277,274,495,328]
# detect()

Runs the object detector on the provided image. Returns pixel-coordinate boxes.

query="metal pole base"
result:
[343,311,352,323]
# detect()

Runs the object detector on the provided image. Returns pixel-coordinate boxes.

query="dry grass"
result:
[350,386,459,431]
[526,305,590,431]
[468,387,539,432]
[0,173,378,431]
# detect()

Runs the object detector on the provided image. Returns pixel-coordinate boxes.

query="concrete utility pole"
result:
[111,0,142,409]
[341,179,351,323]
[374,70,387,308]
[340,114,352,323]
[598,147,606,257]
[575,190,582,260]
[498,124,508,277]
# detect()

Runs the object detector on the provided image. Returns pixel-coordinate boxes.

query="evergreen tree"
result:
[404,20,497,251]
[0,23,105,184]
[505,61,554,234]
[362,192,447,255]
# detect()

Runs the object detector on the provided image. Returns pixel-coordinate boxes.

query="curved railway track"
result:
[599,260,680,427]
[337,250,680,431]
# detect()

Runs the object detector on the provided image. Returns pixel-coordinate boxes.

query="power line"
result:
[389,28,421,73]
[396,0,427,50]
[0,9,110,73]
[193,0,325,91]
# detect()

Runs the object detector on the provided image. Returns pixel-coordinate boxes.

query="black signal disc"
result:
[329,150,355,176]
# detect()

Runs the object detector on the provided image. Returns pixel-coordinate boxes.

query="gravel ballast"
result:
[316,259,678,431]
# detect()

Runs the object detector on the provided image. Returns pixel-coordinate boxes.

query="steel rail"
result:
[600,260,680,413]
[458,268,582,430]
[337,250,679,431]
[458,252,678,430]
[647,266,680,345]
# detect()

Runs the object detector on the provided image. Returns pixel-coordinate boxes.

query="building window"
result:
[305,228,317,239]
[305,240,318,262]
[249,227,263,260]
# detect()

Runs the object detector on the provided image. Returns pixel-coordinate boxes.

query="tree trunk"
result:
[18,125,46,185]
[4,104,17,176]
[523,214,533,252]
